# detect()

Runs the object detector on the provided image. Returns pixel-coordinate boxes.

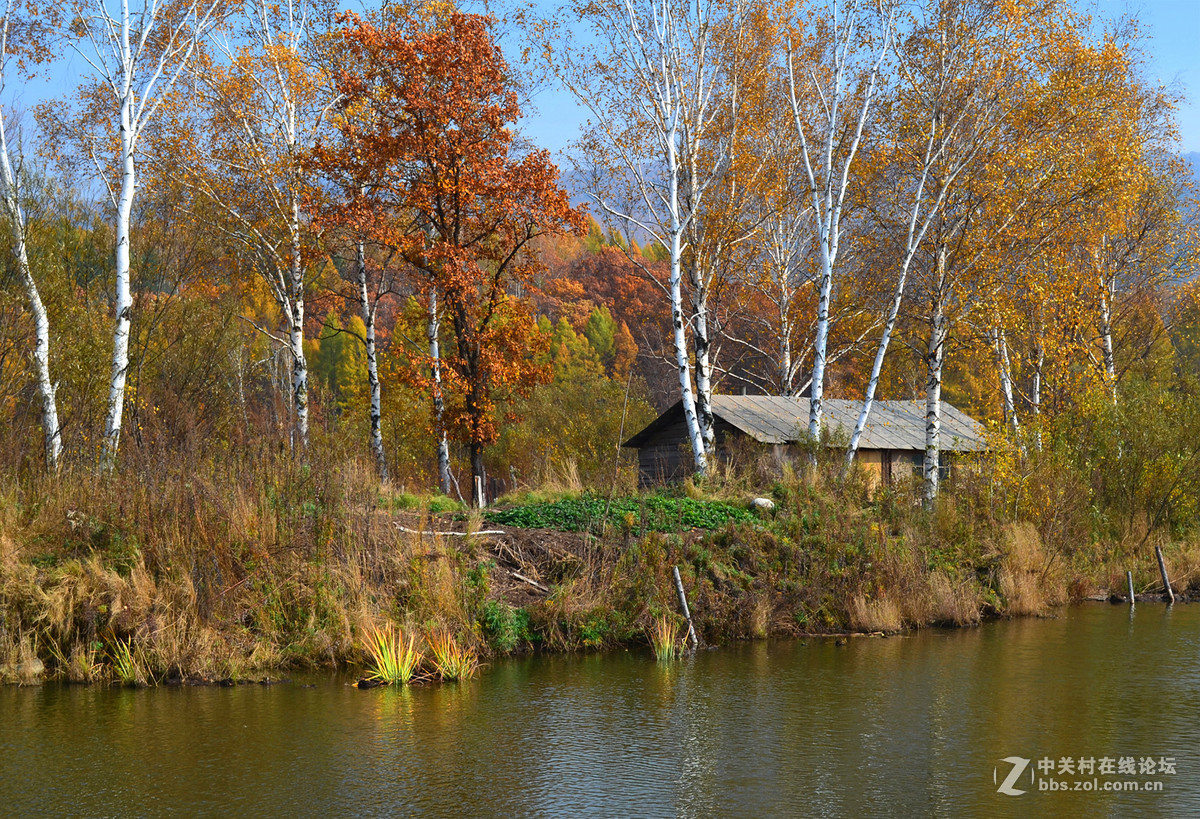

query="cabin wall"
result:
[635,426,968,493]
[636,417,698,488]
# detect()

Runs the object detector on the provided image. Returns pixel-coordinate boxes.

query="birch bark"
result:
[0,128,61,468]
[994,327,1019,436]
[0,4,61,468]
[1096,246,1118,404]
[427,288,452,496]
[356,242,387,482]
[923,248,948,505]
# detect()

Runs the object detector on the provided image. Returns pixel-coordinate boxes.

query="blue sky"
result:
[1119,0,1200,155]
[519,0,1200,159]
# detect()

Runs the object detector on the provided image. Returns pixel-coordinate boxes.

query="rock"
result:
[750,497,776,514]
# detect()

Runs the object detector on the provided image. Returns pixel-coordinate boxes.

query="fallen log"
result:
[394,524,506,537]
[511,571,550,593]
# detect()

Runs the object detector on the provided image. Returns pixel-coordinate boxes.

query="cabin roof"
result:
[622,395,987,452]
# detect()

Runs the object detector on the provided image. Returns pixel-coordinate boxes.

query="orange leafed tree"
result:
[319,10,586,497]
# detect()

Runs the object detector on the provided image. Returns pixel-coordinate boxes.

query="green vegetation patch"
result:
[485,494,755,533]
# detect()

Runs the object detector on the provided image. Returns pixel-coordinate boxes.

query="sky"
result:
[5,0,1199,159]
[517,0,1200,161]
[1117,0,1200,156]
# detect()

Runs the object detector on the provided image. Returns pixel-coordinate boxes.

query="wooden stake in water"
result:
[673,565,699,649]
[1156,546,1175,604]
[1127,570,1135,606]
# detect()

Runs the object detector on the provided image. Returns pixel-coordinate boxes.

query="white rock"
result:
[751,497,776,513]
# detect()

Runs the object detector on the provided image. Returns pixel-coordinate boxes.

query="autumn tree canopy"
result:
[316,9,585,492]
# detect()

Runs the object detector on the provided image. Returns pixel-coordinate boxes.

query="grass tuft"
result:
[426,629,478,681]
[109,638,149,687]
[648,615,683,662]
[363,623,423,685]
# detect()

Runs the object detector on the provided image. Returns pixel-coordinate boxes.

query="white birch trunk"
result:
[844,251,915,472]
[2,186,61,469]
[287,209,308,449]
[556,0,723,479]
[779,297,793,396]
[808,245,832,444]
[787,0,893,446]
[357,242,387,482]
[994,327,1019,436]
[663,82,705,476]
[689,267,715,453]
[1097,259,1117,404]
[671,224,706,476]
[287,309,307,449]
[923,326,945,504]
[0,42,61,468]
[15,237,61,468]
[923,250,948,504]
[427,288,452,496]
[1032,339,1043,452]
[72,0,219,468]
[102,111,136,468]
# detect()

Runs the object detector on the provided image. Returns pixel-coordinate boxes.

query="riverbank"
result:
[2,450,1197,685]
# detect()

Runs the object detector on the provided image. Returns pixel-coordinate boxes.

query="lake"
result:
[2,603,1196,817]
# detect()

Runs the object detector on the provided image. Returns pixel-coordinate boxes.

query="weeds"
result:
[4,426,1200,686]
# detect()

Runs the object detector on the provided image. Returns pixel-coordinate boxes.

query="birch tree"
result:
[842,0,1058,492]
[730,67,879,399]
[784,0,892,446]
[63,0,221,467]
[354,241,388,480]
[0,0,61,468]
[550,0,747,477]
[183,0,331,452]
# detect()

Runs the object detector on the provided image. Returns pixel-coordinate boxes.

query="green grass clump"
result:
[486,494,755,533]
[363,624,423,685]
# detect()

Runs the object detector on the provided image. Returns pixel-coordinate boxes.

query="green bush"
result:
[480,600,533,653]
[486,494,756,533]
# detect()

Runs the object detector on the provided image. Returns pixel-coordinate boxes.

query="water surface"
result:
[2,604,1197,817]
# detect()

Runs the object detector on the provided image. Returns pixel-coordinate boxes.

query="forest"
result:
[2,0,1200,683]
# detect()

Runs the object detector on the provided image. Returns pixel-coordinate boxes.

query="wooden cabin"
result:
[622,395,987,489]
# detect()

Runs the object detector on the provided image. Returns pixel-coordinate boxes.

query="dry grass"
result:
[848,595,903,633]
[924,571,983,626]
[5,430,1191,682]
[0,631,43,685]
[997,522,1064,617]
